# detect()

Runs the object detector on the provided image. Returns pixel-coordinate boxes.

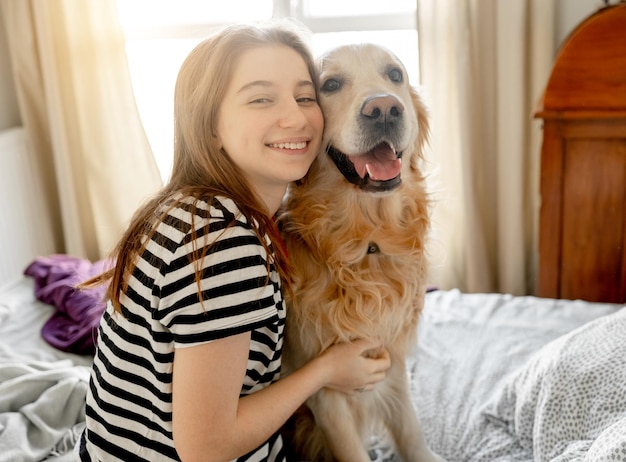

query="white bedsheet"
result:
[0,278,92,367]
[0,278,92,462]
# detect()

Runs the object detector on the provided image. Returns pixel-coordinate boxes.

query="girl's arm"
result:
[172,332,389,462]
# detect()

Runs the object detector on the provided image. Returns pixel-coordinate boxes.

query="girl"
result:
[77,21,390,462]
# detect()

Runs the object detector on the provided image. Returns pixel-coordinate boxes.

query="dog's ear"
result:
[409,86,430,171]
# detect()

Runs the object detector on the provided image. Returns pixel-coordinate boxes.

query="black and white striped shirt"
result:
[78,195,286,461]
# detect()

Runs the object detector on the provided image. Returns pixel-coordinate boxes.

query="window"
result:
[117,0,418,180]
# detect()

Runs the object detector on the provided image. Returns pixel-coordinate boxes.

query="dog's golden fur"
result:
[278,44,442,462]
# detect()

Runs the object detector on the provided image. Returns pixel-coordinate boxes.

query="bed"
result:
[2,277,625,462]
[1,110,625,462]
[0,247,626,462]
[3,249,624,462]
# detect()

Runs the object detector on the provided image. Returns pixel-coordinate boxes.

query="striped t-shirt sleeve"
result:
[151,200,278,347]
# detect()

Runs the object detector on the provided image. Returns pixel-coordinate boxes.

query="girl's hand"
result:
[315,339,391,395]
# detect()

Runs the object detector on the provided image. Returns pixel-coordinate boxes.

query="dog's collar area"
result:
[326,146,402,192]
[367,242,380,254]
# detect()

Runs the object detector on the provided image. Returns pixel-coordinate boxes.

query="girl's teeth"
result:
[271,142,307,149]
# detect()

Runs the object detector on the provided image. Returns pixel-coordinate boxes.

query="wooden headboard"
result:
[0,127,56,289]
[534,4,626,303]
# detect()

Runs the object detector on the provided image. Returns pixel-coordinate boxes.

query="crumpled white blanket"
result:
[368,290,623,462]
[0,360,89,462]
[468,307,626,462]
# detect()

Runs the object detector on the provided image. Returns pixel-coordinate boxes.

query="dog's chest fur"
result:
[279,161,429,350]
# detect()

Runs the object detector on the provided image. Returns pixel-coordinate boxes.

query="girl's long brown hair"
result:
[86,20,319,313]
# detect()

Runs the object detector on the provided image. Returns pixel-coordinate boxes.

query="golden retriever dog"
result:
[277,44,444,462]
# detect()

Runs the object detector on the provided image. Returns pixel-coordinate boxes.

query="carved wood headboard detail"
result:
[534,4,626,303]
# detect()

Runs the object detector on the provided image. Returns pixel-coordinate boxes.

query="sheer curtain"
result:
[418,0,556,295]
[0,0,162,261]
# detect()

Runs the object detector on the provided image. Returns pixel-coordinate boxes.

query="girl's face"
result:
[217,45,323,209]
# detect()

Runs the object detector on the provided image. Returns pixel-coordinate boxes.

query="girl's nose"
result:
[278,99,308,128]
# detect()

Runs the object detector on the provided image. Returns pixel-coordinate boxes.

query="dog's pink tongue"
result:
[352,144,401,181]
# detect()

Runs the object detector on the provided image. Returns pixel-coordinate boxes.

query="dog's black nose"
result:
[361,95,404,121]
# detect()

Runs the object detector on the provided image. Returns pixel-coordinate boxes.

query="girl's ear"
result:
[211,108,223,149]
[212,129,223,150]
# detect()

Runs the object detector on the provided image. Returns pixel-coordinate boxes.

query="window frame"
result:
[119,0,416,38]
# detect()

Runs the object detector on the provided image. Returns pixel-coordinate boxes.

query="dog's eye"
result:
[388,67,403,83]
[321,78,341,93]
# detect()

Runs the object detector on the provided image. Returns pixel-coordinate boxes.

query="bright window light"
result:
[303,0,415,16]
[117,0,418,181]
[117,1,272,29]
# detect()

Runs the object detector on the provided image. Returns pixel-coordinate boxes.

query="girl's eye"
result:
[297,96,317,104]
[250,97,271,104]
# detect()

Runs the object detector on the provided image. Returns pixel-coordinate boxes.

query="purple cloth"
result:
[24,255,112,355]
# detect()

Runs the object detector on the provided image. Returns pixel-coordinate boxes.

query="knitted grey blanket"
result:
[370,290,625,462]
[468,308,626,462]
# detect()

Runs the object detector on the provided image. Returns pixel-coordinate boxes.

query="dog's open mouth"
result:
[327,142,402,192]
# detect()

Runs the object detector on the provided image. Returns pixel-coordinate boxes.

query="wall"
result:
[0,7,20,131]
[555,0,608,47]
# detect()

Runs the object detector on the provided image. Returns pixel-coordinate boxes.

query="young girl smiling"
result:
[76,21,390,462]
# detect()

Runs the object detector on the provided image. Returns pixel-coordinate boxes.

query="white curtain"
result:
[417,0,556,295]
[0,0,162,261]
